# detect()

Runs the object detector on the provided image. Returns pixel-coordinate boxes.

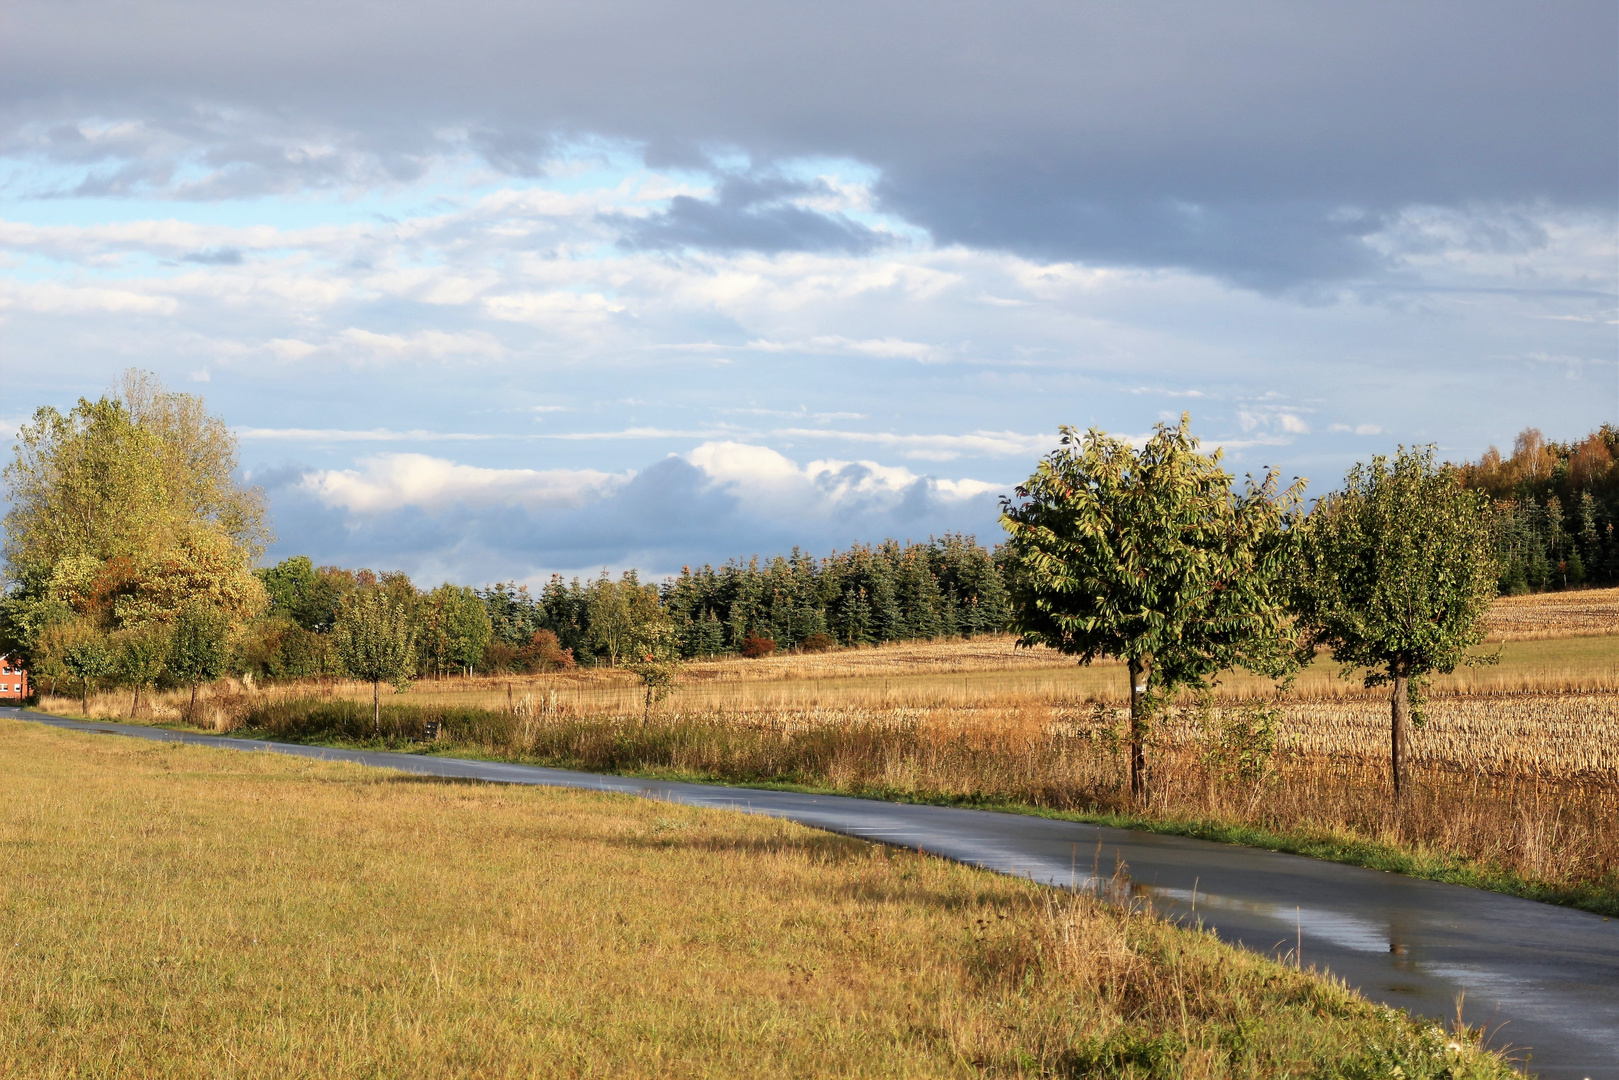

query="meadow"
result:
[0,719,1512,1079]
[41,589,1619,914]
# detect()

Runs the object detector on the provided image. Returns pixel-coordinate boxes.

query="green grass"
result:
[0,717,1517,1079]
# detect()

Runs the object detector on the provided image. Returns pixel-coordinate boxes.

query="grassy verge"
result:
[0,716,1514,1079]
[48,694,1619,921]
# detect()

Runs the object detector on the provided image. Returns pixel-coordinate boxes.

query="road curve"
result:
[6,708,1616,1078]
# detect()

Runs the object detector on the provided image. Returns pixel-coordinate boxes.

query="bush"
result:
[799,632,837,654]
[480,641,522,674]
[740,634,777,659]
[520,629,575,672]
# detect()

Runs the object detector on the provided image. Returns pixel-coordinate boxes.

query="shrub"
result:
[520,629,576,672]
[799,632,837,654]
[480,641,522,674]
[740,634,777,659]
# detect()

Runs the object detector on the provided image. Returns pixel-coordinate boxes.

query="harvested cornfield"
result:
[1484,586,1619,640]
[1055,692,1619,786]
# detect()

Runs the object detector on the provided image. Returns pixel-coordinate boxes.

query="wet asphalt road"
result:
[7,708,1617,1078]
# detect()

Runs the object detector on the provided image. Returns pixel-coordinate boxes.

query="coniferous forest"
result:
[1458,425,1619,591]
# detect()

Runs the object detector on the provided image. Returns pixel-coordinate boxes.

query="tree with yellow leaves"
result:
[0,371,270,669]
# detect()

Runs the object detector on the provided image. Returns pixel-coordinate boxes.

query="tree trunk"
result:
[129,686,139,720]
[1127,654,1153,801]
[373,679,381,736]
[1390,663,1412,804]
[189,681,199,722]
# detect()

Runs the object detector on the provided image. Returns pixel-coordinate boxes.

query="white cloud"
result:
[686,440,1003,517]
[770,427,1054,461]
[1278,413,1310,434]
[1328,423,1384,435]
[301,452,628,513]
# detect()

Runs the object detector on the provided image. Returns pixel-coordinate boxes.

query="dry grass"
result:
[34,595,1619,920]
[0,719,1508,1079]
[53,633,1615,734]
[1483,586,1619,640]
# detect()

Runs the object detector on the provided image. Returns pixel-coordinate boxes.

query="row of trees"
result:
[241,534,1012,680]
[1460,426,1619,591]
[0,371,1532,806]
[1003,417,1498,803]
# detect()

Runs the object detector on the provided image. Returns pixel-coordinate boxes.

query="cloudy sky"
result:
[2,0,1615,586]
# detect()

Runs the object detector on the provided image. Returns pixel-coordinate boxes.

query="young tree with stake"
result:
[1000,417,1302,800]
[1291,446,1497,803]
[333,590,417,735]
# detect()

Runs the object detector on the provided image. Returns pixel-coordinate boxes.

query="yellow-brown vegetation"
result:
[0,720,1509,1078]
[35,591,1619,913]
[1482,586,1619,641]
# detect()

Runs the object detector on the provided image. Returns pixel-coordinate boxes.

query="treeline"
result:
[1458,425,1619,591]
[244,534,1012,679]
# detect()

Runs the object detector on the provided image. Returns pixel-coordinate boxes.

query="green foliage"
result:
[0,371,269,669]
[333,591,417,690]
[1199,698,1281,786]
[999,416,1301,797]
[1460,424,1619,590]
[1293,448,1497,707]
[168,600,230,689]
[257,555,343,632]
[61,626,116,704]
[1292,446,1498,798]
[420,584,493,676]
[110,623,170,716]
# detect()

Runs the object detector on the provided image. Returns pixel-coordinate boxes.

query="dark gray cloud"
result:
[611,176,888,254]
[1,0,1612,286]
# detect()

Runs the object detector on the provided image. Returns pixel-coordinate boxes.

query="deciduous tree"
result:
[1291,446,1498,802]
[1000,417,1301,800]
[169,599,230,717]
[333,590,417,734]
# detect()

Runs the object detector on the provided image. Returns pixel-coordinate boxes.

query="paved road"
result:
[7,708,1617,1078]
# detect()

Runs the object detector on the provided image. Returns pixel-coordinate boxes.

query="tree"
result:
[169,600,230,718]
[1,371,269,668]
[1291,446,1498,802]
[111,624,169,719]
[585,572,664,666]
[1000,417,1301,800]
[421,584,493,677]
[61,626,116,713]
[333,591,417,734]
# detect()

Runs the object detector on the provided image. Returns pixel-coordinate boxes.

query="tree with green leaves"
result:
[1291,446,1498,802]
[61,626,116,713]
[169,599,230,718]
[111,624,169,719]
[1000,417,1302,799]
[421,584,493,677]
[333,590,418,734]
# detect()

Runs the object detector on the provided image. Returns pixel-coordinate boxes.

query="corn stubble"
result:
[0,721,1510,1079]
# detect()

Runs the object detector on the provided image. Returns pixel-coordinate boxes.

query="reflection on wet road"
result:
[10,710,1617,1079]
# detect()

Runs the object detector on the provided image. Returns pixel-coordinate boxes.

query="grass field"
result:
[0,719,1511,1079]
[36,590,1619,916]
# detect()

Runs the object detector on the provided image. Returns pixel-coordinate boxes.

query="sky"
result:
[1,0,1615,588]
